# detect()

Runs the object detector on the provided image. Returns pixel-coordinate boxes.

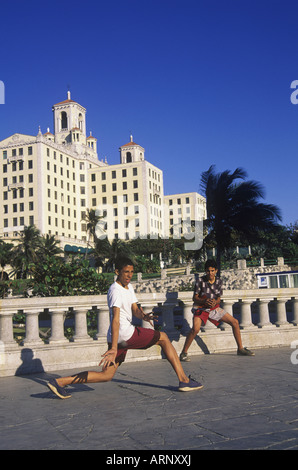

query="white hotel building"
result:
[0,93,206,251]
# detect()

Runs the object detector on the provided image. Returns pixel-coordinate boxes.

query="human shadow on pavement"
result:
[15,348,94,399]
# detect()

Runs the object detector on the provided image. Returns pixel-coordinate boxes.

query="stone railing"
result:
[0,288,298,377]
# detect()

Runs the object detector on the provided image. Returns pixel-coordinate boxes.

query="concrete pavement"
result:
[0,346,298,451]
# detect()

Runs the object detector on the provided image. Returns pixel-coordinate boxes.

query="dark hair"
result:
[204,259,217,270]
[115,256,134,271]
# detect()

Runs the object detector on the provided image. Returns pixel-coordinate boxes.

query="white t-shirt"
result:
[107,281,138,343]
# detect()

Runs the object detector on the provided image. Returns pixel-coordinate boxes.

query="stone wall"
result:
[132,259,293,293]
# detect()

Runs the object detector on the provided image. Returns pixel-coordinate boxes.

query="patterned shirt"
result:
[194,275,223,304]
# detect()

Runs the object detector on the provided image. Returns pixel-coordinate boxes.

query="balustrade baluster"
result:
[257,298,272,328]
[275,298,289,327]
[96,306,110,339]
[180,299,194,335]
[160,299,178,337]
[0,309,17,347]
[48,308,68,344]
[239,299,255,329]
[72,307,93,342]
[140,304,155,330]
[292,297,298,326]
[23,308,43,345]
[220,300,234,330]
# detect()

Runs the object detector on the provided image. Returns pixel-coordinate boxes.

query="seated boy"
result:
[47,257,203,399]
[180,259,254,362]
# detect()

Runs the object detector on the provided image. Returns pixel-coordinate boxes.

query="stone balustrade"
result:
[0,288,298,377]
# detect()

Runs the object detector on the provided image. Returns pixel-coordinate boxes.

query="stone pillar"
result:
[180,299,194,335]
[0,309,17,347]
[239,299,254,329]
[291,297,298,326]
[48,308,68,344]
[141,304,155,330]
[257,299,272,328]
[23,308,43,346]
[220,300,234,330]
[96,306,110,339]
[275,298,289,327]
[160,299,178,337]
[72,307,92,342]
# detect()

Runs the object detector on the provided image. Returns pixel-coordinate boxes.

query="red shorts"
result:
[108,326,161,365]
[193,305,224,327]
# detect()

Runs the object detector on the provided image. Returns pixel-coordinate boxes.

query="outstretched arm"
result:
[132,303,158,327]
[99,306,120,370]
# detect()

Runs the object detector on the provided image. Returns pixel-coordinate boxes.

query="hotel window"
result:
[61,112,68,129]
[112,171,116,179]
[28,160,33,169]
[133,168,137,176]
[3,150,7,159]
[28,146,33,155]
[122,169,127,177]
[112,183,117,191]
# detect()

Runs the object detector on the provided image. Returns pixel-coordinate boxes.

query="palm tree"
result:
[12,225,43,278]
[0,240,14,280]
[82,208,104,258]
[200,165,282,272]
[39,234,63,260]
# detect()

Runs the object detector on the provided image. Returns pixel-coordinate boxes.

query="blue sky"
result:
[1,0,298,226]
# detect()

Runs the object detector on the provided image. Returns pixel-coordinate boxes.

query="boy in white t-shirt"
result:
[47,257,203,399]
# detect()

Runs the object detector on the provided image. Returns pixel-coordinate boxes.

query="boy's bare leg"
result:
[181,316,202,355]
[56,363,119,387]
[157,332,189,383]
[221,313,243,350]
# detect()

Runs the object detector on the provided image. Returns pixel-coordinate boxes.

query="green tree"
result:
[12,225,43,278]
[82,208,104,257]
[0,240,14,280]
[39,234,63,261]
[200,166,282,272]
[30,255,109,296]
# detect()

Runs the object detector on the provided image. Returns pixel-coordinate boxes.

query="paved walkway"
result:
[0,346,298,451]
